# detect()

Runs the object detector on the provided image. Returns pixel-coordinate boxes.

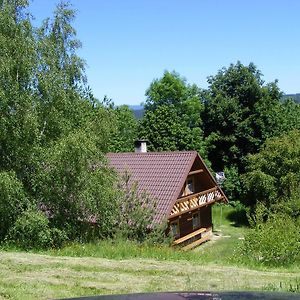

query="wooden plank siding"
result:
[169,205,213,239]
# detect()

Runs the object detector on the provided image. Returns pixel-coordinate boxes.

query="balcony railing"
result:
[170,187,223,217]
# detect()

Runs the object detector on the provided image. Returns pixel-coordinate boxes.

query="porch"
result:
[172,226,213,250]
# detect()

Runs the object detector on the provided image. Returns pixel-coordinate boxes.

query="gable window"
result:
[187,177,194,194]
[192,212,201,229]
[170,220,180,238]
[181,176,195,197]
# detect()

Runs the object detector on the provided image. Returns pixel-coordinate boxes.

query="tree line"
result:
[0,0,154,249]
[0,0,299,264]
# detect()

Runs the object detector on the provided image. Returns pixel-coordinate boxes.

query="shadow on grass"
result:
[226,207,249,227]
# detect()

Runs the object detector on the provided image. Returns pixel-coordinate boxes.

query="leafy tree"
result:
[32,131,118,240]
[108,105,138,153]
[115,170,156,241]
[0,0,39,178]
[140,71,206,157]
[222,166,242,202]
[0,1,132,247]
[0,171,30,240]
[242,130,300,208]
[145,71,189,111]
[241,130,300,266]
[203,61,300,173]
[35,1,89,145]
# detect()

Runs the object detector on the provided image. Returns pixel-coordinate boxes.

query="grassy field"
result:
[0,205,299,299]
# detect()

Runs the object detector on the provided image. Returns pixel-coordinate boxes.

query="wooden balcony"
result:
[169,187,224,218]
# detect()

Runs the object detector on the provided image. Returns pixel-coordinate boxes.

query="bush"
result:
[7,209,52,250]
[0,171,30,241]
[33,131,118,240]
[242,130,300,208]
[240,212,300,266]
[50,228,68,248]
[114,170,168,243]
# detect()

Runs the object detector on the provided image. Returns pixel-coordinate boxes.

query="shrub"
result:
[33,131,118,240]
[7,209,52,250]
[50,228,68,248]
[0,171,30,241]
[114,170,168,243]
[240,212,300,266]
[242,130,300,208]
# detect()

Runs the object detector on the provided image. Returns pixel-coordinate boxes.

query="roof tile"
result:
[106,151,198,223]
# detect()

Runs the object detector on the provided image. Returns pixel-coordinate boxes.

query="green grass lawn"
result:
[0,205,299,300]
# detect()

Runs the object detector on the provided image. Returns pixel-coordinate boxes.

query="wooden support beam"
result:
[188,169,204,175]
[182,235,210,251]
[173,227,207,245]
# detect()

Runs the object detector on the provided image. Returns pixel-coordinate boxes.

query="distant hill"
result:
[128,105,144,119]
[282,93,300,103]
[126,94,300,118]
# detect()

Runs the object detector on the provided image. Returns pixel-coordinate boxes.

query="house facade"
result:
[107,147,227,250]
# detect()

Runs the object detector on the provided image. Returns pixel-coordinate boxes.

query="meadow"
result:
[0,205,299,300]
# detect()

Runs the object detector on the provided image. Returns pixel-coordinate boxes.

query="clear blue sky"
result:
[29,0,300,105]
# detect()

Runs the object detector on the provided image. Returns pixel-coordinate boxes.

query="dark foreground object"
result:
[60,291,300,300]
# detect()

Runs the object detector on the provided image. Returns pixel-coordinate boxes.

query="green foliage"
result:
[108,105,138,152]
[0,0,139,249]
[140,104,190,151]
[282,93,300,104]
[241,131,300,267]
[241,212,300,266]
[32,130,118,240]
[35,1,89,145]
[50,227,68,248]
[0,0,39,178]
[7,209,52,250]
[115,170,167,243]
[145,71,188,110]
[140,71,206,157]
[203,61,300,172]
[222,166,242,201]
[242,130,300,208]
[0,171,30,240]
[274,187,300,220]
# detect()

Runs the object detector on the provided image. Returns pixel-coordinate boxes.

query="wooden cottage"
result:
[107,149,227,250]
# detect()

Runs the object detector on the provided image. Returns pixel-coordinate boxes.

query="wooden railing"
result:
[170,187,223,217]
[173,227,207,245]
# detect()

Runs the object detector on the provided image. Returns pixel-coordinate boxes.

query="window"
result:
[187,178,194,194]
[170,220,179,238]
[181,176,195,196]
[192,212,201,229]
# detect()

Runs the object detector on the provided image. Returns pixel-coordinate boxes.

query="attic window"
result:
[181,176,195,197]
[187,178,194,194]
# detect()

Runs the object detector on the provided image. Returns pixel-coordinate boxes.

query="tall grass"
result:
[28,205,300,271]
[46,238,203,262]
[46,205,246,265]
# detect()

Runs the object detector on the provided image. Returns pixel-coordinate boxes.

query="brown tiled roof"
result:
[106,151,198,223]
